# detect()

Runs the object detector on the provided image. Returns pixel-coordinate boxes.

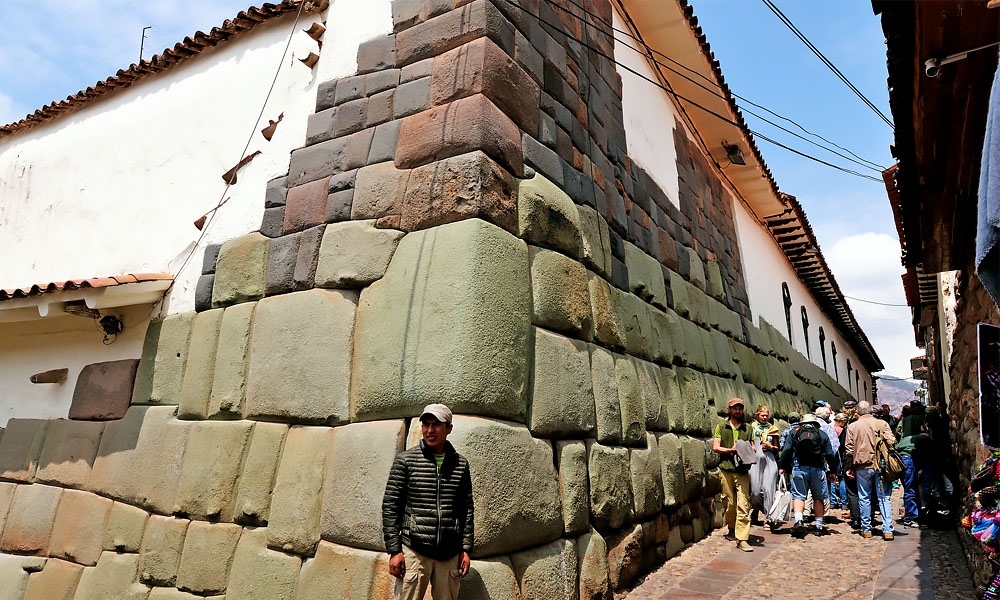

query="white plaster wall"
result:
[0,0,393,425]
[0,0,392,315]
[734,200,872,399]
[612,8,681,208]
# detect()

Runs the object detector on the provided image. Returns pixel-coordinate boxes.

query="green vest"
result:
[714,420,752,471]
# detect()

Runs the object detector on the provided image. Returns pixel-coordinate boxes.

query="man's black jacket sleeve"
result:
[382,454,407,555]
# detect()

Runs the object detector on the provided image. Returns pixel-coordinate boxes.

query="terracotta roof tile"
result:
[0,1,326,139]
[0,273,173,302]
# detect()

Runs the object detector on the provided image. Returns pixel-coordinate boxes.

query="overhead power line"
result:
[842,294,910,307]
[761,0,894,129]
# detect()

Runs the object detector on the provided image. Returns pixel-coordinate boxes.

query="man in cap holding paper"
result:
[383,403,474,600]
[712,397,756,551]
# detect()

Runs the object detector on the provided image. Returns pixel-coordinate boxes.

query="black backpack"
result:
[793,422,824,465]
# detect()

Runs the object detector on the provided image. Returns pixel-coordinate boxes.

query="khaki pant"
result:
[394,545,462,600]
[720,469,751,541]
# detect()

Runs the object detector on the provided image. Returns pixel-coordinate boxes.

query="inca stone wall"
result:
[0,1,857,598]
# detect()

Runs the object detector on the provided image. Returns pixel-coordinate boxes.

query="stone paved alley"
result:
[625,489,979,600]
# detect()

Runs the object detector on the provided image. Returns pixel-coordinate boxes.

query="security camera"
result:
[924,58,940,78]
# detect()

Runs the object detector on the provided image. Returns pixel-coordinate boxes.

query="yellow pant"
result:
[720,469,751,541]
[394,545,462,600]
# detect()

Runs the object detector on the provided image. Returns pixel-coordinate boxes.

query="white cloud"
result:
[824,232,919,380]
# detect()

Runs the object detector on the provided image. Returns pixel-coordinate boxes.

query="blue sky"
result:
[0,1,916,379]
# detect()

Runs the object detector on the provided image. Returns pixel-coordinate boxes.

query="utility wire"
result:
[499,0,883,182]
[556,0,887,171]
[169,1,306,285]
[761,0,894,129]
[842,294,910,307]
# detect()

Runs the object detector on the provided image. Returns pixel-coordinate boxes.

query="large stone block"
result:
[400,150,518,233]
[70,359,139,421]
[605,524,642,592]
[614,355,647,447]
[177,308,225,419]
[624,242,666,309]
[396,94,523,175]
[173,420,254,521]
[34,419,103,489]
[588,274,625,350]
[589,345,622,445]
[617,293,655,362]
[351,161,409,220]
[510,539,578,600]
[267,426,331,556]
[0,481,15,536]
[630,433,664,520]
[647,308,676,367]
[437,416,562,556]
[530,329,596,439]
[578,205,612,279]
[176,521,242,594]
[233,422,288,526]
[655,432,683,507]
[681,436,706,503]
[320,420,405,551]
[295,541,382,600]
[212,233,269,307]
[634,360,667,432]
[518,173,582,259]
[23,558,83,600]
[668,270,689,318]
[208,302,256,418]
[456,557,521,600]
[587,441,632,529]
[576,528,610,600]
[138,515,189,586]
[315,219,405,289]
[89,405,193,515]
[429,37,539,134]
[132,312,196,406]
[530,247,593,339]
[103,501,148,553]
[73,552,149,600]
[227,527,300,600]
[0,555,32,600]
[352,219,531,422]
[698,325,720,375]
[676,317,708,371]
[677,367,713,436]
[245,289,357,424]
[49,489,112,566]
[556,441,589,536]
[0,483,62,555]
[394,0,514,66]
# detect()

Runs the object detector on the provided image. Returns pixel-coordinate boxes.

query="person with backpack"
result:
[778,413,839,538]
[840,399,861,529]
[844,401,897,540]
[712,397,756,552]
[895,401,926,527]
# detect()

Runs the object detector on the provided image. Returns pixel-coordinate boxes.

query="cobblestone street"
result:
[626,489,979,600]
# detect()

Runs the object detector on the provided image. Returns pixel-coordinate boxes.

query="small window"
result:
[800,306,810,360]
[782,283,793,344]
[864,380,869,402]
[855,371,860,397]
[831,342,839,380]
[847,359,853,394]
[818,327,827,370]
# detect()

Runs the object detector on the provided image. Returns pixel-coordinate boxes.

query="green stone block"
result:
[589,345,622,445]
[624,242,666,309]
[660,366,683,432]
[630,433,663,519]
[459,557,521,600]
[517,173,582,258]
[668,269,689,318]
[212,232,269,307]
[529,328,596,438]
[589,273,626,350]
[315,220,405,288]
[619,292,655,361]
[677,318,707,371]
[511,539,578,600]
[635,358,668,431]
[677,367,712,436]
[648,307,676,366]
[705,260,725,300]
[530,247,593,340]
[556,440,590,536]
[686,281,710,328]
[178,309,225,419]
[711,329,738,378]
[352,219,531,422]
[682,246,706,291]
[132,312,197,406]
[681,436,706,503]
[655,432,683,507]
[614,354,647,446]
[698,326,719,375]
[208,302,256,418]
[245,290,357,424]
[587,441,633,529]
[578,205,613,279]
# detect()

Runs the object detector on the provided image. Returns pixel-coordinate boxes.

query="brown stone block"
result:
[69,359,139,420]
[400,150,518,233]
[0,419,49,482]
[395,94,523,176]
[352,161,410,220]
[23,558,83,600]
[176,521,242,594]
[429,37,540,133]
[0,483,62,556]
[35,419,105,489]
[172,420,254,521]
[138,515,190,587]
[283,176,332,234]
[394,0,515,67]
[49,489,113,566]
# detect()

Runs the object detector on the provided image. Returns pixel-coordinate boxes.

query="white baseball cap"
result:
[420,403,453,424]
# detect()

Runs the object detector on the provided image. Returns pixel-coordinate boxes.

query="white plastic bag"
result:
[767,475,792,524]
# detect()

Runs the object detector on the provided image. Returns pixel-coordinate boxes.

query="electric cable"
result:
[842,294,910,307]
[761,0,894,129]
[168,0,307,288]
[505,0,885,181]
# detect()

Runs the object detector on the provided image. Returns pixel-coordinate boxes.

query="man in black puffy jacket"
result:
[382,404,474,600]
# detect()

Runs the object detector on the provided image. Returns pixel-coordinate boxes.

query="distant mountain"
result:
[876,377,921,417]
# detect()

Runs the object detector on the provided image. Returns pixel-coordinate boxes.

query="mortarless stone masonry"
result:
[0,1,861,598]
